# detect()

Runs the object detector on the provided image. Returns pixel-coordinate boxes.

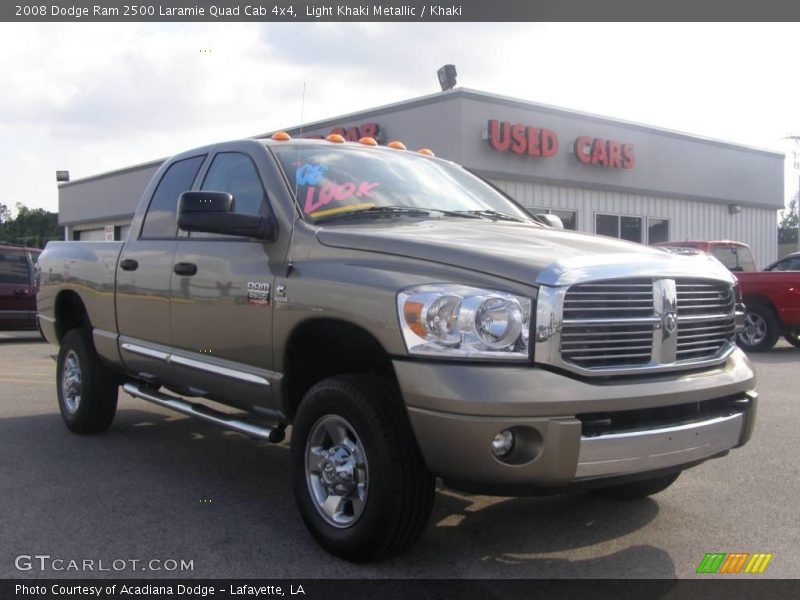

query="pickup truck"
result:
[38,135,757,561]
[657,240,800,351]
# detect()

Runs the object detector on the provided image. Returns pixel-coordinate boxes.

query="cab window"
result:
[140,155,205,239]
[0,250,30,284]
[201,152,267,216]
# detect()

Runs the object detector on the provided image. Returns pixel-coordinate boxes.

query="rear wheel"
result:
[57,328,119,434]
[737,304,779,352]
[291,375,435,562]
[592,472,681,500]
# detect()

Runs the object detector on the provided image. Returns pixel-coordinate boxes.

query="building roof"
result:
[257,87,784,159]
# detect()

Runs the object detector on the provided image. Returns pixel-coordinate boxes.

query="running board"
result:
[122,382,286,443]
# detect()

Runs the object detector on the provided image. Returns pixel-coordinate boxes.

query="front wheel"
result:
[592,472,681,500]
[291,375,435,562]
[57,328,119,434]
[737,304,779,352]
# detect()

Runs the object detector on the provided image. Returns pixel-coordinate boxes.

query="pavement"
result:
[0,331,797,579]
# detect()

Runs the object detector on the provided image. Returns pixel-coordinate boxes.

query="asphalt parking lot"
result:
[1,331,798,579]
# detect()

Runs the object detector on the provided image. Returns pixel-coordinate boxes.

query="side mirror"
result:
[535,213,564,229]
[177,191,276,240]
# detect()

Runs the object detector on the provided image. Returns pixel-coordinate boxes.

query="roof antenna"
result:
[299,81,307,138]
[294,82,306,200]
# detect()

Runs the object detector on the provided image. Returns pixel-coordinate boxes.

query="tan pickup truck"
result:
[37,135,757,561]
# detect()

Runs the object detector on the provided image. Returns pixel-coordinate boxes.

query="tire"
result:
[56,328,119,434]
[785,329,800,348]
[737,304,780,352]
[592,472,681,500]
[290,375,435,562]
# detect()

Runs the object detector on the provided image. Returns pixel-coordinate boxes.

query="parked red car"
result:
[0,243,41,331]
[658,240,800,351]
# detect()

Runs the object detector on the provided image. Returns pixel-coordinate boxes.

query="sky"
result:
[1,22,799,215]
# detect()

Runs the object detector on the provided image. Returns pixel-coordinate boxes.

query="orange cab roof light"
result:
[387,141,406,150]
[326,134,346,143]
[358,137,378,146]
[271,131,291,141]
[417,148,435,157]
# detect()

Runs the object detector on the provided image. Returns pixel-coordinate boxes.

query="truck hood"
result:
[316,220,735,286]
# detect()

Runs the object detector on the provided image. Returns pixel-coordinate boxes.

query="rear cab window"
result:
[710,245,756,272]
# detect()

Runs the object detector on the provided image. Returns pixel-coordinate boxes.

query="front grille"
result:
[676,280,734,316]
[562,279,653,320]
[559,277,735,372]
[561,279,654,368]
[676,280,736,361]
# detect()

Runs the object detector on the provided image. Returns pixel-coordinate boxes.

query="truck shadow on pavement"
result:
[0,401,675,579]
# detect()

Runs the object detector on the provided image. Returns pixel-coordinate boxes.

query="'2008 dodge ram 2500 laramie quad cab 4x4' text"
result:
[37,135,757,561]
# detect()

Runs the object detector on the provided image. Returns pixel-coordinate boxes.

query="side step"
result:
[122,382,286,443]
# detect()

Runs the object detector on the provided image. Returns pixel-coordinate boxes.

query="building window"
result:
[595,213,643,243]
[647,217,670,244]
[528,206,577,230]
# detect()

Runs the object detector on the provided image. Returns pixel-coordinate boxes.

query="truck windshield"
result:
[271,145,533,223]
[710,245,757,272]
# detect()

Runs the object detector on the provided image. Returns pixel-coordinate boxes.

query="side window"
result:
[140,155,205,239]
[201,152,266,216]
[777,256,800,271]
[0,250,30,284]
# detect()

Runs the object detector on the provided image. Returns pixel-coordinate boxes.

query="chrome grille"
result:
[676,280,736,360]
[562,279,653,320]
[676,280,734,316]
[561,322,654,368]
[561,279,654,368]
[557,277,735,372]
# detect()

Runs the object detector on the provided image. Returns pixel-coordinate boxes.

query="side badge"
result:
[247,282,270,305]
[275,284,288,303]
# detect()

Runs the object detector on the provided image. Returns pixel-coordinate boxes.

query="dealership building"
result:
[58,88,784,265]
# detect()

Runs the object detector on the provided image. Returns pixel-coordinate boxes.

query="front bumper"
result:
[394,348,756,492]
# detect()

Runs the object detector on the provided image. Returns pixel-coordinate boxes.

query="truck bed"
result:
[37,241,124,348]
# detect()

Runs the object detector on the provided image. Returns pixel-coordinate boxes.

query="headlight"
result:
[397,284,531,359]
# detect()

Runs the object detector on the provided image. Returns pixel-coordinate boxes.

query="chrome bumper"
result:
[575,412,744,480]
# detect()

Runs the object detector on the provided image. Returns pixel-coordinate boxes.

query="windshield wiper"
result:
[452,209,526,222]
[313,205,433,223]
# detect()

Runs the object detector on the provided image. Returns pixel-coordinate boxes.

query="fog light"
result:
[491,430,514,457]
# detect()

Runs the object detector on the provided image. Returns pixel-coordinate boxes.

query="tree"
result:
[0,203,60,248]
[779,196,799,244]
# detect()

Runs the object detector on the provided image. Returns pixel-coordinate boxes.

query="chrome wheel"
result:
[61,350,82,414]
[740,312,766,346]
[305,415,368,528]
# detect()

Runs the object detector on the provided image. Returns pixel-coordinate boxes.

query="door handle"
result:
[14,288,30,296]
[173,262,198,276]
[119,259,138,271]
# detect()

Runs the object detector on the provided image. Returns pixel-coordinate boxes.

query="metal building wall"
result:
[490,178,779,268]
